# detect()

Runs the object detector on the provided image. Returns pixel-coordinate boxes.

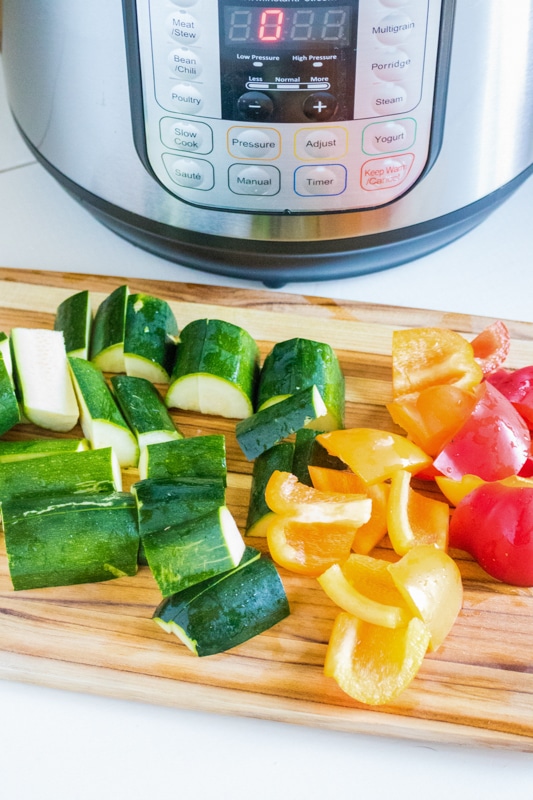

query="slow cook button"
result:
[170,82,203,114]
[360,153,415,191]
[163,154,214,190]
[228,164,280,195]
[294,165,347,196]
[160,117,213,154]
[228,127,281,159]
[166,10,200,45]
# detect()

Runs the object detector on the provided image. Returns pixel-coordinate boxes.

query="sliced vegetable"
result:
[391,327,483,397]
[10,327,79,432]
[264,470,371,525]
[433,381,531,481]
[111,374,183,449]
[143,505,246,596]
[324,612,431,705]
[166,318,259,419]
[308,465,389,554]
[153,550,289,656]
[486,366,533,428]
[236,384,328,461]
[0,332,14,381]
[266,516,360,577]
[388,546,463,652]
[387,469,449,555]
[245,441,294,537]
[90,284,129,372]
[291,427,344,486]
[68,356,138,468]
[257,337,345,430]
[471,320,510,376]
[0,446,122,507]
[138,434,227,483]
[436,472,533,507]
[124,292,179,383]
[0,353,21,436]
[318,558,411,629]
[449,483,533,586]
[54,289,92,358]
[317,428,432,485]
[3,491,139,590]
[0,437,89,463]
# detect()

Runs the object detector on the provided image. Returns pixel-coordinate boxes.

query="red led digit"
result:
[258,9,284,41]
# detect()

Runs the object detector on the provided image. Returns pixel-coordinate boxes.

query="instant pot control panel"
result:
[125,0,447,213]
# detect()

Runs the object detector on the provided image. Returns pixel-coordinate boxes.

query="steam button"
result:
[237,91,274,121]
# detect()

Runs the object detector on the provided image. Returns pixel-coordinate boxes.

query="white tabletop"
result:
[1,56,533,798]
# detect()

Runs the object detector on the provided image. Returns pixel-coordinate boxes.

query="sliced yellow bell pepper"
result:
[387,469,449,554]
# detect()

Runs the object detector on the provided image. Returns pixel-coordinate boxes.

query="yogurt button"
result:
[373,13,415,45]
[166,11,200,45]
[168,48,202,79]
[362,119,416,153]
[170,83,204,114]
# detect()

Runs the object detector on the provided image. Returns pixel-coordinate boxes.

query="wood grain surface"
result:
[1,266,533,752]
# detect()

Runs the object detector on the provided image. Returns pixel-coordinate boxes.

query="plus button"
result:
[303,92,337,122]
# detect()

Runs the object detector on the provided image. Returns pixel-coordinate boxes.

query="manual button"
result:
[228,164,280,196]
[228,127,281,160]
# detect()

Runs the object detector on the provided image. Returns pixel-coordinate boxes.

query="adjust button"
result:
[295,127,347,160]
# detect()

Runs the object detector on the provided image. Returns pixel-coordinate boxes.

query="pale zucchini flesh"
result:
[10,328,79,432]
[0,332,14,381]
[0,437,89,463]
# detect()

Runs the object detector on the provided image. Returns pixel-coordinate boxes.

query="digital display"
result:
[224,5,352,47]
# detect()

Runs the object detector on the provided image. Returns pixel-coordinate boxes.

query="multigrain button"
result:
[166,11,200,45]
[168,48,202,79]
[228,127,281,159]
[170,82,204,114]
[163,155,214,190]
[294,165,347,196]
[228,164,280,195]
[295,127,347,160]
[373,13,415,45]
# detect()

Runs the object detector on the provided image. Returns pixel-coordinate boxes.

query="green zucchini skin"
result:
[235,385,327,461]
[153,554,289,656]
[143,505,245,596]
[0,446,121,508]
[166,318,259,418]
[257,338,345,430]
[132,476,226,565]
[245,441,294,536]
[0,332,14,380]
[111,374,183,446]
[291,428,345,486]
[124,293,179,383]
[3,491,139,591]
[0,354,21,436]
[138,434,227,484]
[54,289,92,358]
[0,438,90,463]
[90,285,129,371]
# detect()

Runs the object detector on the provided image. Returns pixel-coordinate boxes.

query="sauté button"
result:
[163,155,214,190]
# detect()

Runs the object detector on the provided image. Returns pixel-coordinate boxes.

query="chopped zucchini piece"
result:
[154,553,289,656]
[90,285,129,372]
[111,374,182,449]
[246,441,294,536]
[68,356,138,468]
[0,354,21,436]
[10,327,79,432]
[235,384,328,461]
[291,428,345,486]
[124,293,179,384]
[0,437,89,463]
[257,338,345,430]
[3,491,139,590]
[54,290,92,359]
[143,505,246,596]
[165,318,259,419]
[0,446,122,508]
[0,332,14,381]
[138,434,227,484]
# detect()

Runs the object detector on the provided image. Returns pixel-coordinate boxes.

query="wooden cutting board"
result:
[1,266,533,752]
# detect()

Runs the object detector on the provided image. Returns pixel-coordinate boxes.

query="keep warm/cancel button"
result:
[361,153,414,191]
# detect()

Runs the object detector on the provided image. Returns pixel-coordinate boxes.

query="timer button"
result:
[294,165,347,196]
[303,92,337,122]
[237,92,274,122]
[166,11,200,45]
